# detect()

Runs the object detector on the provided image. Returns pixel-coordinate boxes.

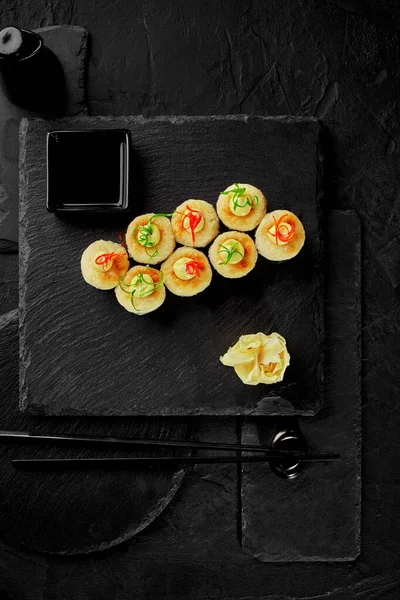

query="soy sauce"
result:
[46,130,130,212]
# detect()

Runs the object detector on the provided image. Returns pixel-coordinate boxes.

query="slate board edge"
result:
[19,118,31,413]
[13,114,319,127]
[22,405,317,417]
[313,120,325,415]
[352,210,362,561]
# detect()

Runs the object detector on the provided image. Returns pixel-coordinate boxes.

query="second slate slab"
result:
[0,25,88,244]
[241,211,361,561]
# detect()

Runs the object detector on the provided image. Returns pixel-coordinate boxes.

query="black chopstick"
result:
[0,430,336,458]
[12,454,340,470]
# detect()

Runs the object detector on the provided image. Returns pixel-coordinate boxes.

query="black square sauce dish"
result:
[46,129,130,212]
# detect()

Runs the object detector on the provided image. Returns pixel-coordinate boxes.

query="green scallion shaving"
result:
[217,241,244,265]
[118,271,164,313]
[133,212,175,259]
[220,183,258,212]
[130,289,138,311]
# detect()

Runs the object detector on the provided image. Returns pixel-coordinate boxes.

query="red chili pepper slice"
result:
[94,251,125,271]
[180,205,203,244]
[118,232,127,248]
[185,259,204,277]
[270,214,296,245]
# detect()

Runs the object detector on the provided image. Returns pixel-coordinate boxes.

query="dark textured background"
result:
[0,0,399,598]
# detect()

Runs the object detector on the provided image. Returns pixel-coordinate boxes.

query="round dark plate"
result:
[0,310,188,555]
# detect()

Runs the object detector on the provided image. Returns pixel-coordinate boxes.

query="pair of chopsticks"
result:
[0,430,340,470]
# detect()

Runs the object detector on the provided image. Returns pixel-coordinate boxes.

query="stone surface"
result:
[19,115,324,416]
[0,0,399,598]
[35,25,87,117]
[0,25,88,244]
[0,308,189,555]
[241,211,361,561]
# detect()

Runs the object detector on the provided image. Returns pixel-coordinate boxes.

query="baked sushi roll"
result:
[171,200,219,247]
[126,213,175,264]
[81,240,129,290]
[208,231,258,278]
[255,210,305,261]
[161,247,212,297]
[115,266,166,314]
[217,183,266,231]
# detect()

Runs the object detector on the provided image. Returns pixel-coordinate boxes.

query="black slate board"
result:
[241,211,361,561]
[20,115,323,416]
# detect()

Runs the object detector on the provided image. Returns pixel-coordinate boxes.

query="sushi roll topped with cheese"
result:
[208,231,258,279]
[217,183,266,231]
[115,266,166,314]
[126,213,175,264]
[255,210,305,261]
[81,240,129,290]
[161,247,212,297]
[171,200,219,247]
